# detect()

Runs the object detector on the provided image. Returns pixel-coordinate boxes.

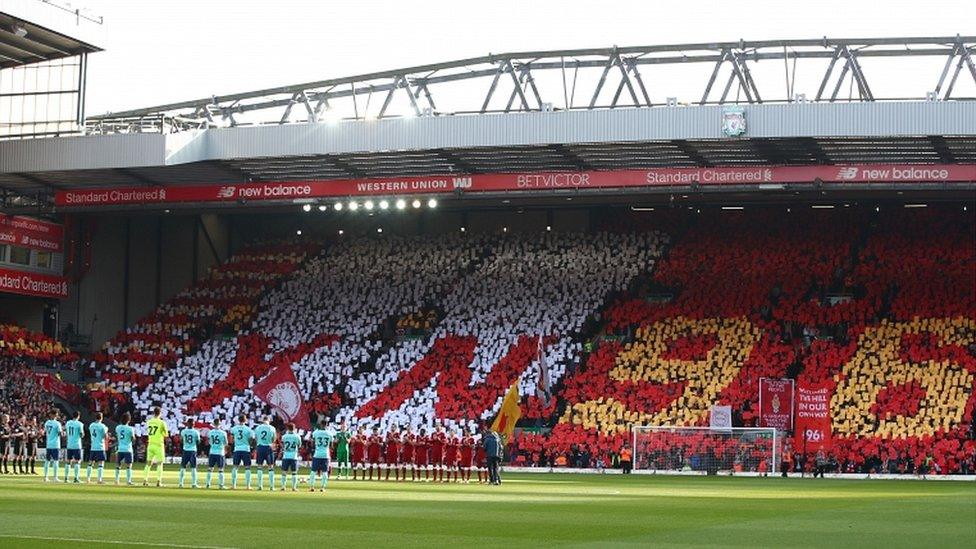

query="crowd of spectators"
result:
[85,242,315,416]
[58,207,974,475]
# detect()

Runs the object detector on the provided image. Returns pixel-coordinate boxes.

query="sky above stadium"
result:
[80,0,974,115]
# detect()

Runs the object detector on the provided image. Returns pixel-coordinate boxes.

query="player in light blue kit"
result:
[253,416,277,491]
[114,412,135,485]
[179,419,201,489]
[86,412,108,484]
[309,421,334,493]
[206,419,228,490]
[42,409,63,483]
[64,410,85,483]
[280,423,302,492]
[230,414,254,490]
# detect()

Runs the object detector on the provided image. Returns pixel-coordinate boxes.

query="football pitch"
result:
[1,469,974,548]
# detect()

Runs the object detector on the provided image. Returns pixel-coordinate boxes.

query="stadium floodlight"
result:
[379,200,389,210]
[546,225,552,231]
[296,230,303,236]
[377,228,383,233]
[412,199,422,209]
[334,202,343,211]
[349,201,359,211]
[460,227,466,232]
[427,198,438,208]
[395,199,406,210]
[632,425,779,475]
[503,227,508,232]
[318,205,327,212]
[338,229,344,235]
[364,200,375,210]
[302,204,312,212]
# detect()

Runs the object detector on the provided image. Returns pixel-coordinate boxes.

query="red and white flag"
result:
[251,363,311,430]
[535,335,552,407]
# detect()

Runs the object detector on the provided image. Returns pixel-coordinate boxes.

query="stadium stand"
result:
[86,242,316,415]
[68,207,974,474]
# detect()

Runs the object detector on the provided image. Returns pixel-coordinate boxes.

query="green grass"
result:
[1,467,974,548]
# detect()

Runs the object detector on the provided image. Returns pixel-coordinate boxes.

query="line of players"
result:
[348,426,489,484]
[31,407,492,492]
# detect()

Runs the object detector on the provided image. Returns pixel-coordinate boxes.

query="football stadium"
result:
[0,1,975,547]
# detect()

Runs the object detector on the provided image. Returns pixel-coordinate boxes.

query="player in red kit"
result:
[474,437,487,484]
[350,428,366,480]
[443,434,460,482]
[384,430,401,481]
[459,430,475,483]
[366,428,383,480]
[400,432,415,481]
[429,427,446,482]
[414,430,430,481]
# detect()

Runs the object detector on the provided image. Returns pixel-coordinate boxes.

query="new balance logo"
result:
[217,186,237,198]
[836,167,859,180]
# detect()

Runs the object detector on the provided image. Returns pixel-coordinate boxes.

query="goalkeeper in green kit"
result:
[334,421,352,480]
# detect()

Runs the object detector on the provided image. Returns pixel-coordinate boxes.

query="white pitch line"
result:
[0,534,238,549]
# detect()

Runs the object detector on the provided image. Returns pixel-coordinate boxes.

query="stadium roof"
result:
[0,1,102,68]
[0,36,974,211]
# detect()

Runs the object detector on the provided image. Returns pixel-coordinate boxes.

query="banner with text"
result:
[54,163,976,208]
[794,382,833,451]
[0,214,63,253]
[759,378,795,431]
[34,372,81,404]
[0,267,69,299]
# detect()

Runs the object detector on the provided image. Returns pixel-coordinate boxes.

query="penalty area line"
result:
[0,534,238,549]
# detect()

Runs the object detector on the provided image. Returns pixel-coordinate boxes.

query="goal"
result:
[631,426,780,475]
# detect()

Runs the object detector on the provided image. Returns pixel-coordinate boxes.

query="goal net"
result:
[632,426,780,475]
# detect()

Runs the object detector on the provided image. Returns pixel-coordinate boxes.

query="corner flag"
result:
[491,382,522,439]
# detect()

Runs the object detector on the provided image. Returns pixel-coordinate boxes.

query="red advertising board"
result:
[794,381,833,451]
[0,267,69,299]
[53,163,976,208]
[0,214,63,253]
[759,377,794,431]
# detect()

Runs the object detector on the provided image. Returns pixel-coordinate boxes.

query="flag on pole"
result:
[251,363,311,431]
[491,382,522,439]
[535,335,552,407]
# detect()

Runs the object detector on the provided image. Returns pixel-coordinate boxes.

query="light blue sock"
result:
[86,463,93,481]
[179,469,186,487]
[74,463,81,481]
[53,461,60,481]
[97,464,104,482]
[269,470,275,489]
[218,471,225,487]
[321,472,328,489]
[281,473,287,490]
[126,468,132,483]
[257,469,264,488]
[292,473,298,490]
[114,467,120,482]
[43,460,50,480]
[191,468,197,486]
[206,470,212,487]
[309,471,316,487]
[232,467,239,488]
[245,468,252,488]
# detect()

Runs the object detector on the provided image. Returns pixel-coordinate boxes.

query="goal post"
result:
[631,426,780,475]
